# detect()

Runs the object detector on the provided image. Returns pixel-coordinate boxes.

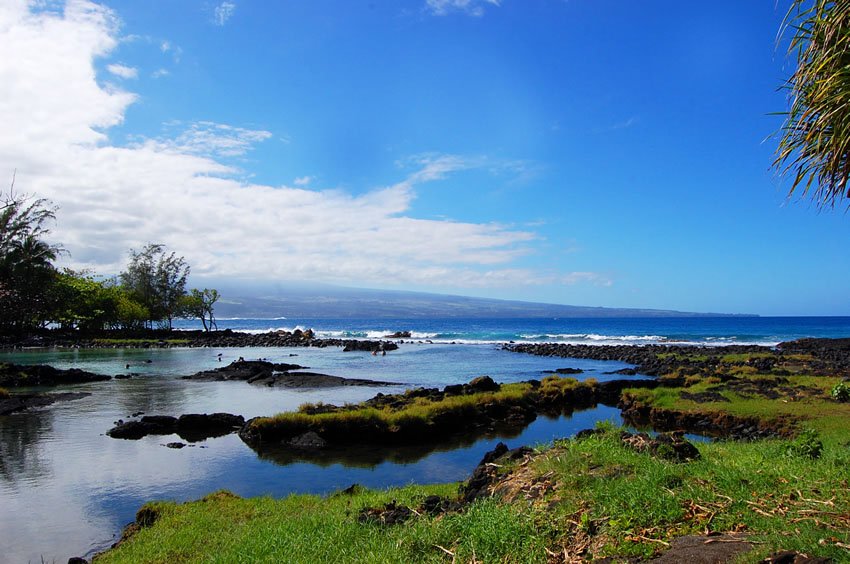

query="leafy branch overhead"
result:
[775,0,850,207]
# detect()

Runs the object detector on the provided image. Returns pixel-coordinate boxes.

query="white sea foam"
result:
[182,321,782,347]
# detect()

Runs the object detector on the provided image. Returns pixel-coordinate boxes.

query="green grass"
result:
[534,427,850,561]
[95,485,551,564]
[622,374,850,441]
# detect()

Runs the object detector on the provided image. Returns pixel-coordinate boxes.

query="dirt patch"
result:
[680,391,730,403]
[649,533,752,563]
[619,431,701,462]
[358,501,414,526]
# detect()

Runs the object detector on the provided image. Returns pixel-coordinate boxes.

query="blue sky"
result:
[1,0,848,315]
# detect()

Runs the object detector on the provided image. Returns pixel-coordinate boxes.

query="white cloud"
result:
[1,1,577,291]
[141,121,273,158]
[106,62,137,79]
[293,176,313,186]
[425,0,501,17]
[151,68,169,78]
[213,1,235,26]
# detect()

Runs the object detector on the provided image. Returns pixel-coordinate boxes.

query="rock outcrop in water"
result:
[107,413,246,441]
[0,363,111,388]
[182,359,397,387]
[0,391,90,415]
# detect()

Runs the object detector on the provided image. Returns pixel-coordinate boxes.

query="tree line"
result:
[0,185,218,336]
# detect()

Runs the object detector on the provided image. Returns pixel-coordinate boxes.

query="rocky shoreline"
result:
[1,328,400,352]
[504,338,850,375]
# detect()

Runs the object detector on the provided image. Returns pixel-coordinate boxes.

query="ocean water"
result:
[2,316,849,562]
[175,316,850,346]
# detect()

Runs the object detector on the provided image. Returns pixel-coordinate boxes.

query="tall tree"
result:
[0,181,62,333]
[775,0,850,207]
[120,244,190,329]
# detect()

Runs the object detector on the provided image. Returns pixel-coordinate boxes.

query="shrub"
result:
[831,381,850,402]
[784,428,824,459]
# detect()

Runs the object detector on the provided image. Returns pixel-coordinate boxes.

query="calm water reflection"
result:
[0,344,636,563]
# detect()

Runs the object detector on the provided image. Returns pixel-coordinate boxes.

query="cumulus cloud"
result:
[106,62,137,79]
[0,0,608,293]
[213,1,235,26]
[425,0,501,17]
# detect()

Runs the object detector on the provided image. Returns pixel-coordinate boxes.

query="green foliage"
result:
[179,288,219,332]
[775,0,850,207]
[119,243,190,329]
[831,381,850,402]
[0,182,214,336]
[784,428,824,459]
[0,185,63,333]
[114,291,150,330]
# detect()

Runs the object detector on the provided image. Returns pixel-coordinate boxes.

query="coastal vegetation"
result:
[239,376,600,449]
[0,187,218,336]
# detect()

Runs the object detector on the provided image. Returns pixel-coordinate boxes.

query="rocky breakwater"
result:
[107,413,246,442]
[504,342,772,376]
[5,327,401,352]
[182,359,397,388]
[187,328,400,352]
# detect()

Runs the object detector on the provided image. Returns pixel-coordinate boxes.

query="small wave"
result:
[517,333,667,344]
[237,326,303,335]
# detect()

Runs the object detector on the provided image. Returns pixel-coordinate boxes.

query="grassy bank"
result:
[95,486,550,564]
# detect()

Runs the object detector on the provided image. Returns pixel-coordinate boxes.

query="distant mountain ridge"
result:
[209,283,753,319]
